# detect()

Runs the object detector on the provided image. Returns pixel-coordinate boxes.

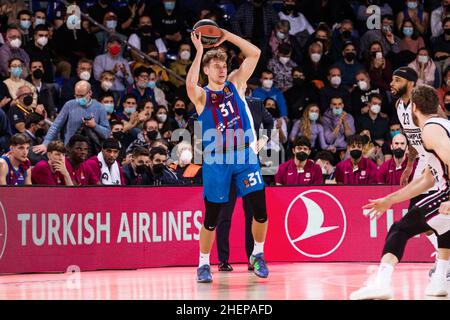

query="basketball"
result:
[193,19,222,48]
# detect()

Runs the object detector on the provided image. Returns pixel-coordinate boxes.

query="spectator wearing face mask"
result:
[360,15,401,59]
[60,59,102,106]
[252,70,288,118]
[366,41,393,92]
[319,66,351,114]
[154,105,171,133]
[335,42,364,89]
[127,66,158,106]
[268,43,297,91]
[96,11,126,55]
[431,0,450,38]
[334,134,378,185]
[275,136,323,185]
[169,98,188,130]
[268,20,302,64]
[302,41,331,84]
[408,48,440,88]
[278,0,314,46]
[0,27,31,78]
[378,133,416,185]
[126,118,160,154]
[355,93,389,145]
[169,42,192,88]
[31,140,74,186]
[24,25,55,83]
[396,0,429,36]
[85,138,125,185]
[314,150,336,184]
[169,141,202,185]
[123,146,153,185]
[149,146,180,186]
[23,112,47,165]
[118,94,142,134]
[351,70,389,118]
[262,98,286,165]
[7,85,37,134]
[331,19,360,62]
[98,71,120,105]
[431,17,450,62]
[358,129,384,167]
[133,44,170,82]
[399,19,425,55]
[99,93,116,122]
[93,37,133,96]
[17,10,33,46]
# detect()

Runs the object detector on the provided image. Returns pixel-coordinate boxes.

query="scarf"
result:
[98,151,121,185]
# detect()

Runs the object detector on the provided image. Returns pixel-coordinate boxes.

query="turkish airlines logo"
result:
[0,200,7,261]
[284,190,347,258]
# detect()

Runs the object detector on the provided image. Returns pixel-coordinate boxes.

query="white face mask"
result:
[180,50,191,60]
[417,55,429,64]
[370,104,381,114]
[9,38,21,48]
[279,56,290,64]
[357,80,368,91]
[310,53,321,63]
[179,149,193,164]
[157,114,167,123]
[79,71,91,81]
[101,80,113,91]
[36,36,48,47]
[330,75,341,87]
[262,79,273,89]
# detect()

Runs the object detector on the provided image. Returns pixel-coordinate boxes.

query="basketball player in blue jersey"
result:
[187,29,269,283]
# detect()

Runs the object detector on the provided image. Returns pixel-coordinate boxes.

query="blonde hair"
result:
[300,103,319,140]
[202,47,227,66]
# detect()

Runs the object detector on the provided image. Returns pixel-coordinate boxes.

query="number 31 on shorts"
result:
[246,171,262,187]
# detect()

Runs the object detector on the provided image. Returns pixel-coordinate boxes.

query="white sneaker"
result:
[349,284,393,300]
[425,277,448,297]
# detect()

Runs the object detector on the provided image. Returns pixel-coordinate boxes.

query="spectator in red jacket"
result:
[85,138,125,185]
[275,136,323,185]
[32,140,74,186]
[377,133,416,185]
[335,134,378,184]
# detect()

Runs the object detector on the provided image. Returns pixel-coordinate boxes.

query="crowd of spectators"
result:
[0,0,449,187]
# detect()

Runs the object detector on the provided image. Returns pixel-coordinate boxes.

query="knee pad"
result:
[203,199,222,231]
[244,189,267,223]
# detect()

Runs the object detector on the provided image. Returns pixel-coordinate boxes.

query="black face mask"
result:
[295,151,309,162]
[146,130,158,141]
[393,148,406,159]
[136,164,148,175]
[341,30,352,39]
[23,95,33,106]
[174,108,186,116]
[140,25,152,34]
[152,163,165,175]
[285,4,296,12]
[393,85,408,99]
[445,29,450,36]
[350,149,362,160]
[266,107,280,118]
[32,69,43,79]
[112,131,124,141]
[345,52,356,62]
[445,103,450,111]
[35,128,46,138]
[361,134,370,145]
[293,78,305,87]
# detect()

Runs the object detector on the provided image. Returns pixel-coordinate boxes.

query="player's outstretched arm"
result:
[186,32,206,115]
[221,29,261,90]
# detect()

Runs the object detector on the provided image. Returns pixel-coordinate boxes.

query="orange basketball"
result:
[193,19,222,48]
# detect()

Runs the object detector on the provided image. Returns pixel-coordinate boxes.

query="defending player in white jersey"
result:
[350,85,450,300]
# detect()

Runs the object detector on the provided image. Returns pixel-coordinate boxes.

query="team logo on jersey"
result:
[210,93,218,103]
[305,173,311,178]
[243,179,250,188]
[0,199,7,261]
[223,86,230,95]
[285,190,347,258]
[361,170,366,176]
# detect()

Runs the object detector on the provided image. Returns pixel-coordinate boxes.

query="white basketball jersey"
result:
[423,117,450,191]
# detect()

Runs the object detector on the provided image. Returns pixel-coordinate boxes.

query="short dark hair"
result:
[47,140,66,154]
[34,24,49,33]
[314,150,335,164]
[8,58,23,67]
[122,93,137,103]
[368,93,383,102]
[10,133,31,146]
[25,112,44,129]
[293,136,311,149]
[278,43,292,55]
[330,96,344,103]
[100,92,115,102]
[260,69,273,77]
[67,134,89,148]
[17,10,32,19]
[411,85,440,115]
[133,66,154,78]
[347,134,365,146]
[132,146,150,158]
[150,146,167,159]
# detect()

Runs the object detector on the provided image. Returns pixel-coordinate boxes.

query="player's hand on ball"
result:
[439,201,450,215]
[191,32,204,52]
[213,29,227,48]
[362,197,392,220]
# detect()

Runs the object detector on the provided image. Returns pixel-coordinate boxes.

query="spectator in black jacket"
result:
[123,147,153,185]
[27,59,58,119]
[23,112,47,165]
[24,25,55,83]
[149,146,181,186]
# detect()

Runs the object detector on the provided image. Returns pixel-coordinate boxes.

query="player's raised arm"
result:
[186,32,206,115]
[222,30,261,90]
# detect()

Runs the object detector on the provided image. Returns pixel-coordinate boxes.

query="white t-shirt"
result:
[278,12,314,36]
[128,33,167,54]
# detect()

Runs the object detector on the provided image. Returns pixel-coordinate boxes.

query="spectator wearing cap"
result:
[85,138,125,185]
[64,134,100,186]
[355,93,389,145]
[275,136,323,185]
[334,134,378,185]
[93,37,133,96]
[23,112,47,165]
[319,66,352,114]
[123,147,153,185]
[0,133,32,185]
[60,59,102,106]
[267,42,297,91]
[24,25,55,83]
[0,26,30,79]
[335,42,364,89]
[377,133,416,185]
[34,81,111,154]
[31,140,74,186]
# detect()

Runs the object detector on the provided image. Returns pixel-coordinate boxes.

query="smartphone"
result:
[84,115,93,121]
[376,52,382,59]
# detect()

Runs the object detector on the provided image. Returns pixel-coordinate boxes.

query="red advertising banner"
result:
[0,186,435,274]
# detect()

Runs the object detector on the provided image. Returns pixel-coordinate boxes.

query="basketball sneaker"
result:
[197,264,213,283]
[425,276,448,297]
[349,284,393,300]
[218,261,233,272]
[249,253,269,278]
[428,264,450,281]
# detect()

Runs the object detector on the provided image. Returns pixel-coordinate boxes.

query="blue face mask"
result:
[164,1,176,11]
[390,130,401,138]
[11,67,22,78]
[403,27,414,37]
[106,20,117,29]
[147,81,156,89]
[407,1,418,9]
[332,107,343,117]
[103,103,114,114]
[20,20,31,30]
[125,107,136,114]
[309,112,319,121]
[77,96,88,106]
[35,18,46,26]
